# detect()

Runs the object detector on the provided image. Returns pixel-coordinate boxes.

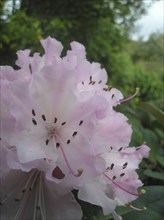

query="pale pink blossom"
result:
[0,36,150,220]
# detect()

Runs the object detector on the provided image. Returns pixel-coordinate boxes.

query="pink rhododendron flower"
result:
[0,36,150,220]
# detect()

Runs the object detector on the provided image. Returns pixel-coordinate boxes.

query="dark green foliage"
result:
[0,10,43,66]
[0,0,151,65]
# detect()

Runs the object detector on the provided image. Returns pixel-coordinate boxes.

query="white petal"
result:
[13,130,57,163]
[78,180,116,215]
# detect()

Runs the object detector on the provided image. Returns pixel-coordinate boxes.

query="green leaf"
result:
[157,155,164,167]
[138,102,164,125]
[119,208,163,220]
[144,169,164,180]
[151,120,164,131]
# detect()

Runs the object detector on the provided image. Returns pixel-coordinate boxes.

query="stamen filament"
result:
[119,88,139,104]
[22,170,37,192]
[38,173,46,220]
[14,171,39,220]
[33,179,39,220]
[127,204,147,211]
[0,175,28,204]
[33,172,46,220]
[40,174,46,219]
[13,188,31,220]
[103,173,140,197]
[60,145,83,177]
[29,172,40,190]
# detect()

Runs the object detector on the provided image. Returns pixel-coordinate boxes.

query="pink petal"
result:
[16,49,31,73]
[13,129,58,163]
[78,180,116,215]
[40,36,63,65]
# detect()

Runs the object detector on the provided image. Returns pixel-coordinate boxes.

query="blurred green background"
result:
[0,0,163,219]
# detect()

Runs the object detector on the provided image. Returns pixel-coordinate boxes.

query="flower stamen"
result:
[0,171,35,205]
[119,88,140,104]
[29,172,40,191]
[13,189,31,220]
[60,144,83,177]
[9,171,40,220]
[103,173,141,197]
[32,173,46,220]
[38,173,46,220]
[140,189,146,194]
[127,203,147,211]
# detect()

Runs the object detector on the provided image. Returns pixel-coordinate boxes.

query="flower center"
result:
[31,109,83,178]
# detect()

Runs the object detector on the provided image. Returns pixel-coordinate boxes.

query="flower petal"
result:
[44,180,82,220]
[41,36,63,65]
[78,180,116,215]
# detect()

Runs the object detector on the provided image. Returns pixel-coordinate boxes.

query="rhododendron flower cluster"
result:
[0,37,150,220]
